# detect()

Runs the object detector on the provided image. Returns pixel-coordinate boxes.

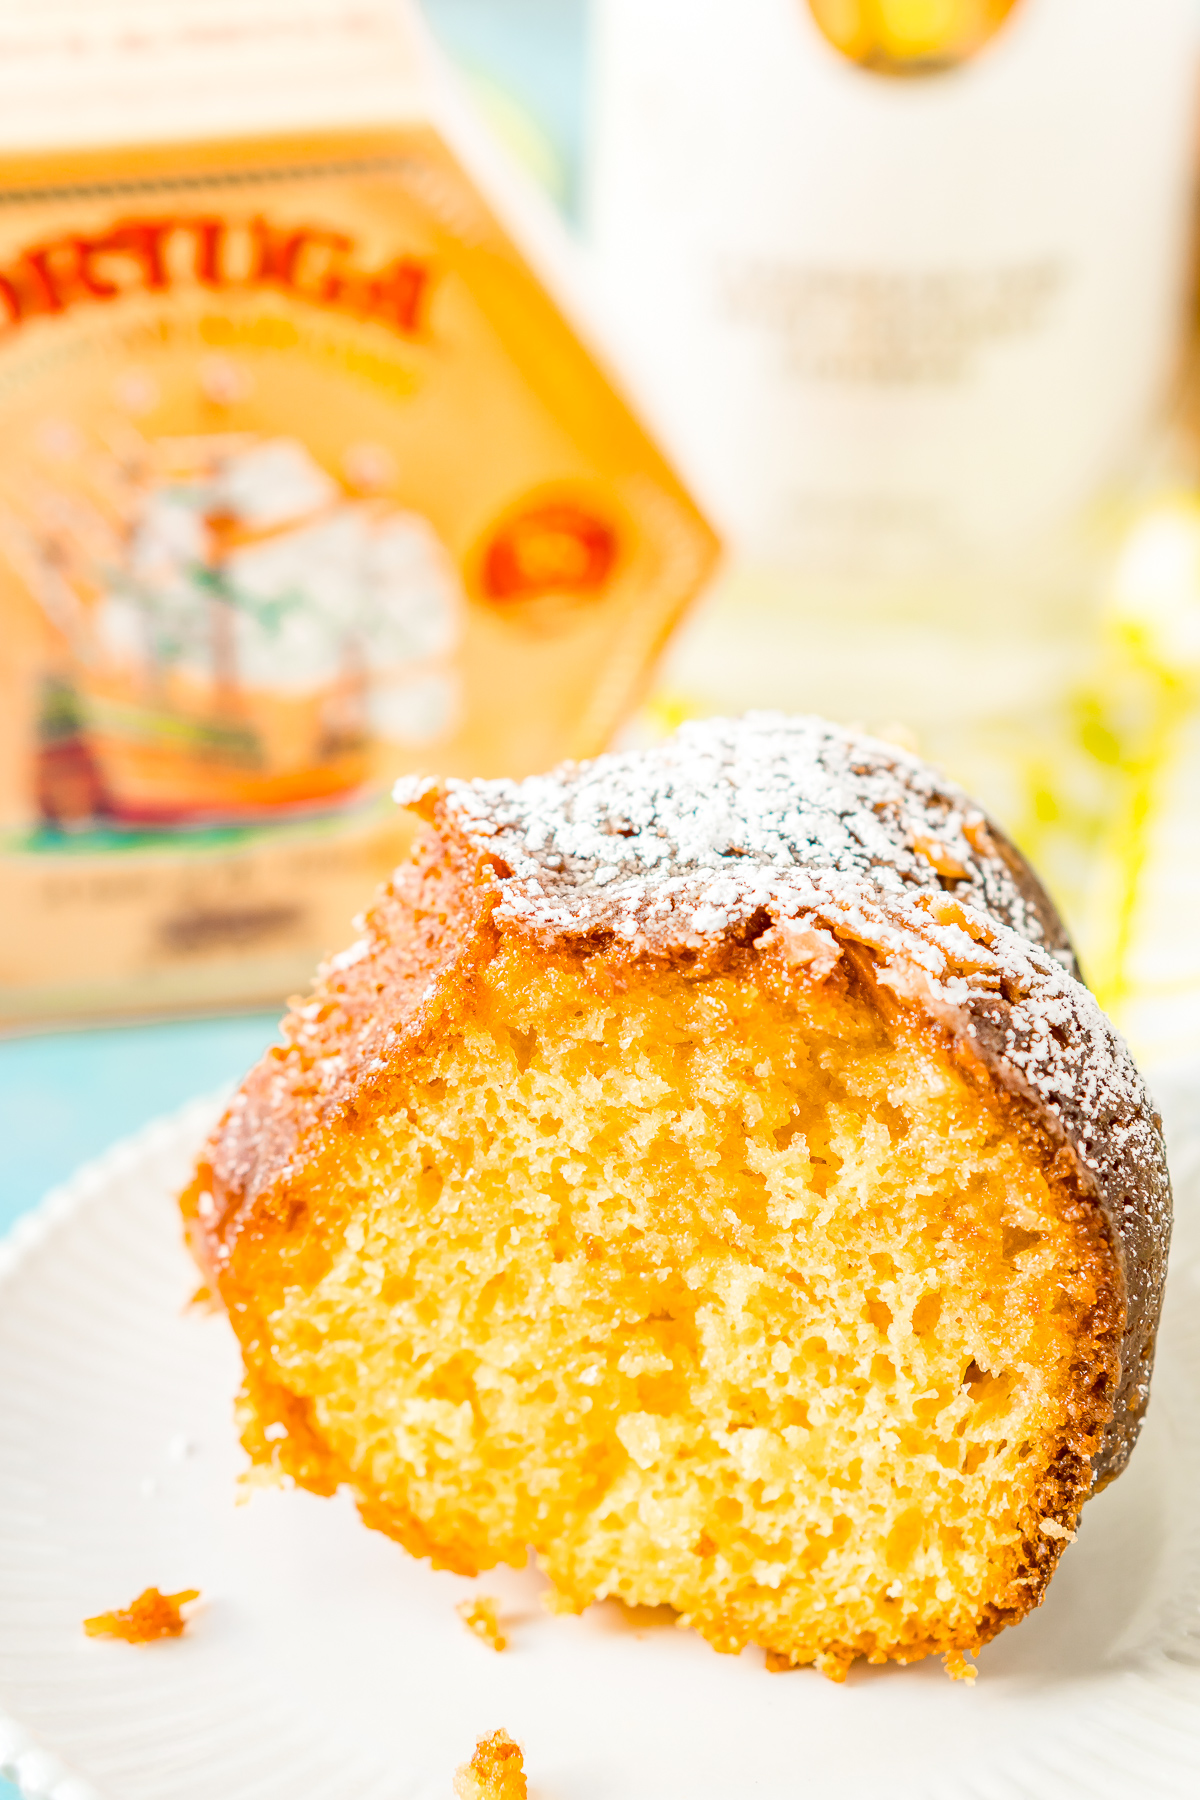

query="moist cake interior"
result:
[236,930,1114,1678]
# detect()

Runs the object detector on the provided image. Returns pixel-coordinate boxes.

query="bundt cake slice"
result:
[182,715,1170,1680]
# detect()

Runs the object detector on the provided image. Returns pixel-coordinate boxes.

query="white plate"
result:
[2,1089,1200,1800]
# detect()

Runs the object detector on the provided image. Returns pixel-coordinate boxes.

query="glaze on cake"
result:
[184,714,1170,1678]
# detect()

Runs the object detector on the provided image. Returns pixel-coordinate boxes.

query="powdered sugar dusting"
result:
[395,707,1165,1285]
[396,713,1068,961]
[390,716,1161,1192]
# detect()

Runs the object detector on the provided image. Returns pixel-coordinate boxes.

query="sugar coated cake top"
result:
[396,713,1072,965]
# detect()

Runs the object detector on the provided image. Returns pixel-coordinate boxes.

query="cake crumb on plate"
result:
[454,1729,527,1799]
[83,1586,199,1643]
[457,1595,507,1651]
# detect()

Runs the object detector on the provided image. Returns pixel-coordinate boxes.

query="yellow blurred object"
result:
[1104,500,1200,680]
[1074,498,1200,1064]
[808,0,1021,70]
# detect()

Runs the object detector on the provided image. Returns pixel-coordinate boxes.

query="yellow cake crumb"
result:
[83,1587,199,1643]
[457,1595,507,1651]
[454,1729,527,1800]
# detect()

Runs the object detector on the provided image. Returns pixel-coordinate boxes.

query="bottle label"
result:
[0,128,717,1021]
[591,0,1198,571]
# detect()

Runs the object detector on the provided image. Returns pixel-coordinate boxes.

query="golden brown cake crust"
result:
[186,825,493,1252]
[183,715,1170,1658]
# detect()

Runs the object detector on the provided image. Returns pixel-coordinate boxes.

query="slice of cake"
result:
[183,715,1170,1679]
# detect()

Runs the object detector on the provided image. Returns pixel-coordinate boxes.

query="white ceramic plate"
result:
[2,1088,1200,1800]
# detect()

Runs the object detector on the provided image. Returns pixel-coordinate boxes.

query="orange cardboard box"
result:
[0,6,717,1024]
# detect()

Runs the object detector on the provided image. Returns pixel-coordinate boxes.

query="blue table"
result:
[0,1013,282,1236]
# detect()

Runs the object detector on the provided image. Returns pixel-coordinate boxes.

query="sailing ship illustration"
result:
[5,425,463,827]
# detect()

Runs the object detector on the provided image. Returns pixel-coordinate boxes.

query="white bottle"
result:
[588,0,1200,577]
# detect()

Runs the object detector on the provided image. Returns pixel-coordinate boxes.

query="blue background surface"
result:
[0,1012,281,1233]
[0,6,584,1795]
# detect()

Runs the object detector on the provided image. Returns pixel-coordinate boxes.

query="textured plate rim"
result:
[0,1091,227,1800]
